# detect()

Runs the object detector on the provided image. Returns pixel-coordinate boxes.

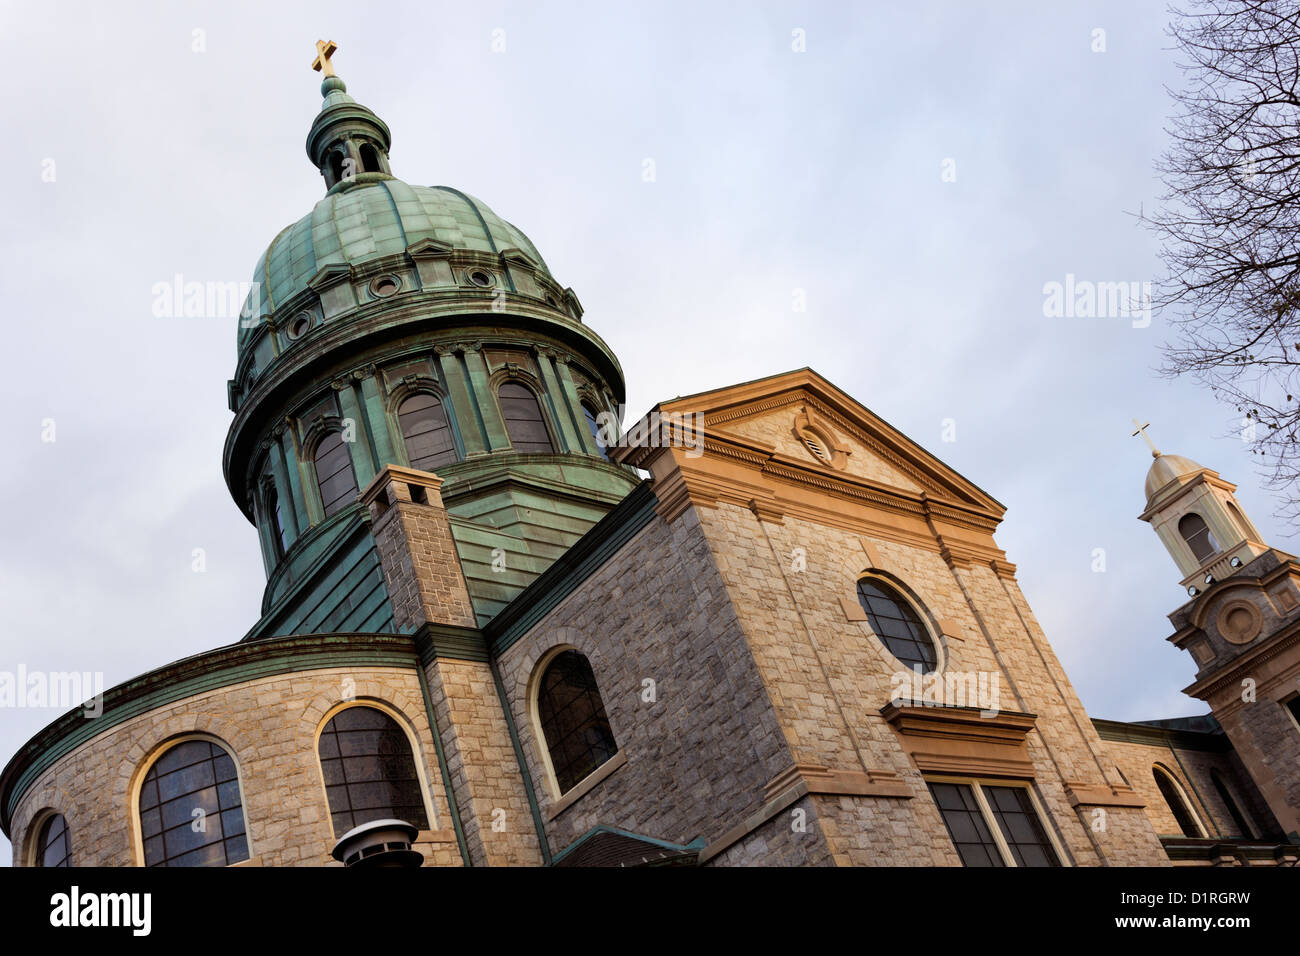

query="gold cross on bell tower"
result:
[312,39,339,77]
[1131,418,1161,458]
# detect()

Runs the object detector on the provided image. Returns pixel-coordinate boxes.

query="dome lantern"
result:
[307,40,393,190]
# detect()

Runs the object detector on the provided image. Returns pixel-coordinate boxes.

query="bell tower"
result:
[1136,423,1300,841]
[1134,420,1269,597]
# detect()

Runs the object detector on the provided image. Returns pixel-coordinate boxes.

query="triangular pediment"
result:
[650,368,1004,517]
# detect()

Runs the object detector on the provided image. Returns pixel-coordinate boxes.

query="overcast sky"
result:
[0,0,1284,862]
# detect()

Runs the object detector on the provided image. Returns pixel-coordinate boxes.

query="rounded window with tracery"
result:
[856,577,938,673]
[139,739,249,867]
[34,813,70,868]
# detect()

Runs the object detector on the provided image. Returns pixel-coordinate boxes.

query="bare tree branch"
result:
[1144,0,1300,524]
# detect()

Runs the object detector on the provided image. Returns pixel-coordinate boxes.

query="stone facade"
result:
[495,505,800,861]
[8,666,460,868]
[7,58,1299,866]
[9,368,1300,867]
[1098,734,1274,841]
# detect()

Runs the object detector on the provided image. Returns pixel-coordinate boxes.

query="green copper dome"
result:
[238,180,551,352]
[224,60,638,636]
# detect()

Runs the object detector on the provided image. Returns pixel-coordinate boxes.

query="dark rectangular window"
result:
[983,785,1061,867]
[1285,696,1300,731]
[927,782,1005,867]
[928,779,1062,868]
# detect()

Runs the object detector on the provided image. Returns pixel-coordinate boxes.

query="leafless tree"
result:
[1147,1,1300,519]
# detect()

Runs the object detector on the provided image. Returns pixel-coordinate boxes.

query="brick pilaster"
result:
[361,465,544,865]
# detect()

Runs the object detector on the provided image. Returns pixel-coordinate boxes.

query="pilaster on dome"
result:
[306,40,393,191]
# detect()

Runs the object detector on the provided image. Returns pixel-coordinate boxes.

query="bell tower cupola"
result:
[307,41,393,190]
[1133,420,1269,597]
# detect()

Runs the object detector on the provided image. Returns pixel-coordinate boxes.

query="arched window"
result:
[498,382,554,453]
[398,393,457,472]
[1210,769,1254,838]
[139,739,249,867]
[318,706,429,836]
[1225,501,1253,540]
[34,813,70,868]
[1179,513,1220,563]
[359,142,381,173]
[329,150,346,185]
[313,430,359,517]
[536,650,617,794]
[856,577,938,673]
[581,402,608,459]
[263,485,288,559]
[1153,765,1204,838]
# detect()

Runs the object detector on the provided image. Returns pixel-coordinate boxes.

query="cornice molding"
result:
[1181,623,1300,703]
[881,702,1039,778]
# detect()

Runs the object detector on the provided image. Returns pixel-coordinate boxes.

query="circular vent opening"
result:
[370,275,400,298]
[468,270,493,288]
[287,313,313,339]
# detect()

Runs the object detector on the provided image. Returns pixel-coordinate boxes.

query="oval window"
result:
[856,577,938,673]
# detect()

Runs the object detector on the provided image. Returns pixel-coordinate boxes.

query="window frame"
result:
[925,775,1068,867]
[1209,768,1256,839]
[496,378,558,455]
[28,809,71,868]
[1224,500,1255,540]
[130,734,252,868]
[392,387,462,473]
[259,477,288,562]
[312,700,438,839]
[1178,511,1220,564]
[580,400,610,459]
[528,645,620,801]
[1152,763,1209,838]
[1282,692,1300,736]
[855,573,944,675]
[309,425,361,519]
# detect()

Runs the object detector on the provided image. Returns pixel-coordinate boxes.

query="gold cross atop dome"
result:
[312,39,339,77]
[1131,418,1161,458]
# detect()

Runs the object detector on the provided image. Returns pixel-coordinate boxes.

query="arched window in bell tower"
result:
[328,150,346,186]
[359,142,381,173]
[499,382,554,454]
[1178,512,1220,563]
[1225,500,1253,540]
[313,430,359,517]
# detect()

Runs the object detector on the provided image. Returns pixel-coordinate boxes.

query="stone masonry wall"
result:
[496,505,814,862]
[423,657,542,865]
[1217,695,1300,838]
[10,666,461,867]
[687,500,1169,866]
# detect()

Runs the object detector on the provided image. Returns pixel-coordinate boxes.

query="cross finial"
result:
[1131,418,1161,458]
[312,39,339,77]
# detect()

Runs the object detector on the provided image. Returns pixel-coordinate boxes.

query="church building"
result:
[3,47,1299,868]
